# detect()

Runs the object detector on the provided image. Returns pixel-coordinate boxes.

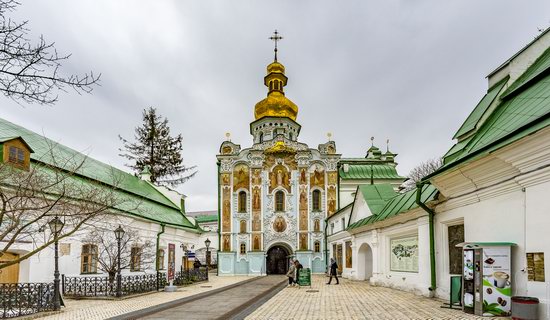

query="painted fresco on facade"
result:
[269,164,291,193]
[310,164,325,188]
[222,187,231,232]
[217,46,341,275]
[233,163,250,190]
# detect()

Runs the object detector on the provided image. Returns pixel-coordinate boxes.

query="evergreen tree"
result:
[119,107,196,186]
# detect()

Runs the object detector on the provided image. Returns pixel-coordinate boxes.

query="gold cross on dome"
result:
[269,30,283,61]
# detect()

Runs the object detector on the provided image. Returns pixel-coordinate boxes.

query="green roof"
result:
[348,184,438,231]
[358,184,398,215]
[0,118,196,229]
[452,77,508,139]
[431,46,550,177]
[194,215,218,223]
[339,164,405,180]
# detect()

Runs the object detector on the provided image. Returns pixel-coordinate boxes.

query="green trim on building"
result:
[452,76,508,140]
[0,117,197,230]
[339,164,404,180]
[194,215,218,223]
[347,184,438,231]
[358,184,398,215]
[427,46,550,180]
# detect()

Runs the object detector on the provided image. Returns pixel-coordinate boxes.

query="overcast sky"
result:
[3,1,550,211]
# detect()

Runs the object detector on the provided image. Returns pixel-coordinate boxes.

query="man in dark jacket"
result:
[326,258,339,285]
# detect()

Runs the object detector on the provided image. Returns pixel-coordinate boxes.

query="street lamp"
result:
[204,238,211,280]
[114,225,125,298]
[180,243,188,272]
[48,216,64,311]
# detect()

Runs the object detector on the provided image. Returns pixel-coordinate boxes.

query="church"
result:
[217,33,341,275]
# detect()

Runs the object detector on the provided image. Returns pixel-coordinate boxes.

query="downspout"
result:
[155,223,165,291]
[416,182,436,293]
[337,163,341,211]
[216,162,221,277]
[156,224,165,272]
[324,217,329,269]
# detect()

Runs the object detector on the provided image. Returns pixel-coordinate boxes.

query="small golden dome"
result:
[267,61,285,74]
[254,58,298,121]
[254,91,298,121]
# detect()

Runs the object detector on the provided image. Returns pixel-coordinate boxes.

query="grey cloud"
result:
[4,0,550,210]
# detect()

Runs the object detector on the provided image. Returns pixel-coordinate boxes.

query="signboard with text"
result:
[390,236,419,272]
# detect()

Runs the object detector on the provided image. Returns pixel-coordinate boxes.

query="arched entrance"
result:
[266,245,291,275]
[357,243,373,281]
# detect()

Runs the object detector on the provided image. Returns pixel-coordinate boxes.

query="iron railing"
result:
[173,268,208,286]
[62,272,167,298]
[0,283,55,318]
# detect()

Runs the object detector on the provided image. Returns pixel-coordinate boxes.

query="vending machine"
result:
[461,243,514,317]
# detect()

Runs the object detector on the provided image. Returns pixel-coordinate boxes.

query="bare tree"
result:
[401,158,443,192]
[83,227,155,282]
[0,0,100,105]
[0,140,122,270]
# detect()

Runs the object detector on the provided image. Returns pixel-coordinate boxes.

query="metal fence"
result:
[62,272,167,298]
[173,268,208,286]
[0,283,55,318]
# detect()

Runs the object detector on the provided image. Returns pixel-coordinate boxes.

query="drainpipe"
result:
[324,217,329,270]
[415,182,436,293]
[216,162,221,277]
[156,224,165,272]
[155,224,165,291]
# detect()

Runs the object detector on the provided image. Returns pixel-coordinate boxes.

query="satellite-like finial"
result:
[225,132,231,141]
[327,132,332,142]
[269,30,283,62]
[370,136,375,147]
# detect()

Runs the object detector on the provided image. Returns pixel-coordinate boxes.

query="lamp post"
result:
[204,238,211,281]
[114,225,125,298]
[48,216,64,311]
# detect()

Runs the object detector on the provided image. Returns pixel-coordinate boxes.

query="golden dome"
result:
[254,59,298,121]
[267,61,285,74]
[254,91,298,121]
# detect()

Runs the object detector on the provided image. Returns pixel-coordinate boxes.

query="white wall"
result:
[8,213,204,283]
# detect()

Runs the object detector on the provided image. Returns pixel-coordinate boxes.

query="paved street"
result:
[36,275,253,320]
[246,275,488,320]
[34,274,504,320]
[137,275,286,320]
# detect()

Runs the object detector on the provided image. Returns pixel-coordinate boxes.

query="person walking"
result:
[286,260,296,287]
[326,258,339,285]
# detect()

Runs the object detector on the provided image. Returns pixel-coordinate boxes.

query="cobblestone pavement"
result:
[141,275,286,320]
[246,275,490,320]
[35,275,253,320]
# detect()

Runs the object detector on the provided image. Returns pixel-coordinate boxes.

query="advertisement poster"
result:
[463,249,474,308]
[390,236,418,272]
[168,243,175,281]
[482,247,511,317]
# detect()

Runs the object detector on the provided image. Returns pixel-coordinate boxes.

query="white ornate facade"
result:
[217,52,340,275]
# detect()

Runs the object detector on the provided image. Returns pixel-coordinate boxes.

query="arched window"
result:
[269,82,273,91]
[81,244,98,274]
[240,220,247,233]
[240,243,246,254]
[314,219,321,232]
[157,249,165,270]
[289,133,293,141]
[238,191,247,212]
[130,246,142,272]
[312,189,321,211]
[259,132,263,143]
[275,191,285,212]
[314,241,321,253]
